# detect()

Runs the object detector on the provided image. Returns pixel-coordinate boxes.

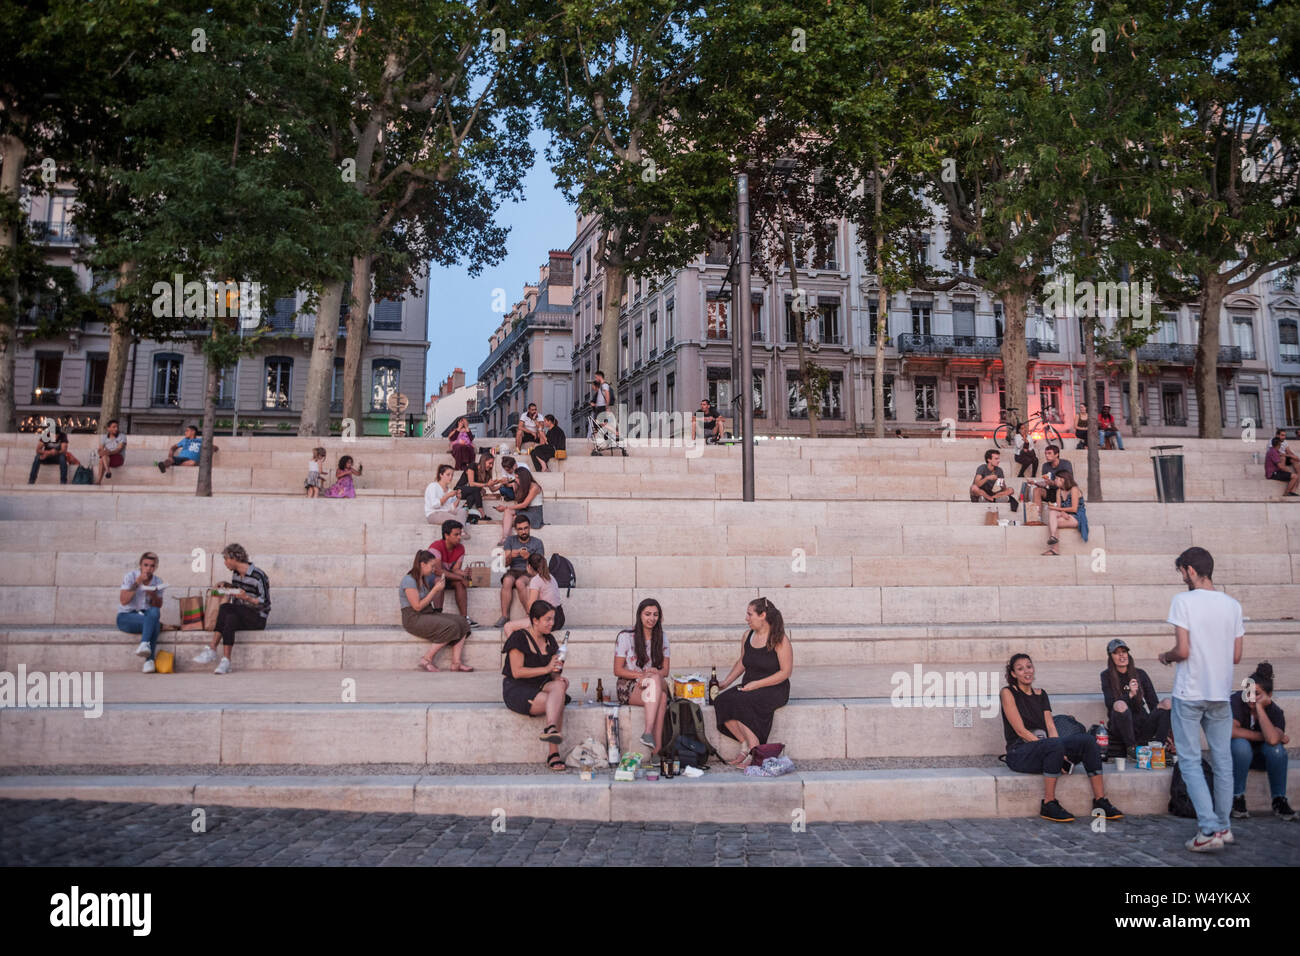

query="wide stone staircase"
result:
[1,434,1296,822]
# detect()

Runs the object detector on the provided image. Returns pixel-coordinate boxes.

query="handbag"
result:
[749,742,785,763]
[71,466,94,484]
[554,449,567,460]
[467,561,491,588]
[203,591,229,630]
[177,591,204,630]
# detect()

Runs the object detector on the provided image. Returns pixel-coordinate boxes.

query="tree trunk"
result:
[0,131,29,434]
[1194,273,1226,439]
[783,227,819,438]
[999,285,1030,426]
[1084,316,1102,502]
[342,253,373,427]
[99,261,134,430]
[299,280,344,435]
[872,169,887,439]
[1127,346,1141,437]
[197,336,219,498]
[600,262,624,400]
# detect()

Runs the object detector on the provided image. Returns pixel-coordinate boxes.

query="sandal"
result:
[416,659,440,672]
[728,750,753,768]
[1041,547,1059,556]
[1046,536,1059,545]
[539,724,563,744]
[451,663,474,672]
[547,753,566,772]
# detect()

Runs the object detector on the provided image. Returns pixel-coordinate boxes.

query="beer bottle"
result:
[596,678,604,703]
[707,666,720,704]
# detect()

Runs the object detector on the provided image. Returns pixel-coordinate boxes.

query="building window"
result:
[635,328,643,365]
[993,303,1004,342]
[216,366,236,409]
[151,353,182,407]
[787,370,843,419]
[650,382,659,415]
[1156,310,1179,345]
[621,336,629,375]
[707,297,729,339]
[1121,382,1147,425]
[811,222,838,270]
[330,358,344,412]
[910,301,932,337]
[915,376,939,421]
[752,298,764,342]
[371,358,400,411]
[32,352,63,405]
[1279,317,1299,363]
[784,299,805,343]
[372,298,402,331]
[1237,387,1261,429]
[665,301,675,343]
[1039,379,1063,423]
[264,356,293,409]
[1231,313,1256,359]
[817,303,841,345]
[649,313,658,353]
[868,300,881,345]
[751,370,766,419]
[666,371,675,412]
[1035,307,1058,351]
[41,192,77,243]
[957,377,980,422]
[83,352,108,406]
[1162,384,1186,426]
[1285,386,1300,427]
[707,366,732,411]
[879,374,896,420]
[267,296,296,331]
[952,302,976,346]
[705,235,730,265]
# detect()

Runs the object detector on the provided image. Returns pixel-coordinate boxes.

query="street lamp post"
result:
[737,174,755,501]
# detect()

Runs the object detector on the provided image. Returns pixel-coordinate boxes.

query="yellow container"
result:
[672,676,706,701]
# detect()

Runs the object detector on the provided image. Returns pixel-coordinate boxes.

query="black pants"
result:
[1108,704,1171,750]
[30,454,68,483]
[459,485,483,510]
[1006,733,1103,776]
[530,445,556,470]
[1015,451,1038,477]
[215,602,267,647]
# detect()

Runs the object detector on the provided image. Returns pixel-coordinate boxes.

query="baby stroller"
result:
[585,403,627,456]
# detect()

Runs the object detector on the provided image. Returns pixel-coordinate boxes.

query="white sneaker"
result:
[142,659,156,673]
[1214,829,1234,845]
[1185,831,1224,852]
[194,647,216,665]
[134,640,152,658]
[214,657,231,675]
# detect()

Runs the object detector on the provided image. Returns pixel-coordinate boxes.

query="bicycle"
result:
[994,407,1063,451]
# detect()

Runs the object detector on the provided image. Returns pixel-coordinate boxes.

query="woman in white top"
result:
[614,598,672,754]
[95,419,127,484]
[500,552,563,640]
[424,463,470,535]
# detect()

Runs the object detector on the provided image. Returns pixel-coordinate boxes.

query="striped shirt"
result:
[232,563,271,618]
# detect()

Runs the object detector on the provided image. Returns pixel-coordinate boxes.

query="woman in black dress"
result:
[501,599,570,771]
[713,597,793,766]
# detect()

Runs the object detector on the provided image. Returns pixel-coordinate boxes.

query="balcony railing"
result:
[492,376,513,401]
[897,333,1042,358]
[1112,343,1244,365]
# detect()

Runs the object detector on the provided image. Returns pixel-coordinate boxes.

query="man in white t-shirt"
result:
[1159,547,1243,852]
[118,552,167,673]
[515,402,543,451]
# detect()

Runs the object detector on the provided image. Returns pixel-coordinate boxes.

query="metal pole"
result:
[737,174,754,501]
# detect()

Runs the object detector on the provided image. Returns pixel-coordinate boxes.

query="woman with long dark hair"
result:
[1042,470,1087,555]
[399,549,472,672]
[713,597,793,766]
[494,459,543,543]
[614,599,671,754]
[1100,639,1172,756]
[454,450,495,516]
[501,599,570,772]
[1002,652,1122,823]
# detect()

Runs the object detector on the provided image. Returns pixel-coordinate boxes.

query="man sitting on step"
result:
[1264,436,1300,497]
[1026,445,1073,524]
[493,514,544,629]
[970,449,1018,512]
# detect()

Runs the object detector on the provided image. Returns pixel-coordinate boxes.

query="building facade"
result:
[17,188,431,435]
[477,251,575,437]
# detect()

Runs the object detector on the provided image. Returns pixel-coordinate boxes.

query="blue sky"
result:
[422,131,577,398]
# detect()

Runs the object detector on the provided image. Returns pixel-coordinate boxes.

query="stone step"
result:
[4,624,1299,671]
[1,765,1294,822]
[3,679,1297,767]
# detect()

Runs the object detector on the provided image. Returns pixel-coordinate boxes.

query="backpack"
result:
[548,553,576,597]
[1053,714,1088,739]
[71,466,94,485]
[1169,760,1214,818]
[661,697,721,769]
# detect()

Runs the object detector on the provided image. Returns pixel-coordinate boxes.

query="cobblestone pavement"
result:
[3,798,1299,866]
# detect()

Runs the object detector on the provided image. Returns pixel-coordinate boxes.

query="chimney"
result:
[548,250,574,286]
[453,367,465,390]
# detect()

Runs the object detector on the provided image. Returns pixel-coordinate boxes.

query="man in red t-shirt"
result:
[429,519,477,625]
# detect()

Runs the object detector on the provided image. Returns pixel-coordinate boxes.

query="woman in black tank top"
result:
[1001,653,1123,824]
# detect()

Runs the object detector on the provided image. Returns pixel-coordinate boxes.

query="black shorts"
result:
[703,417,718,432]
[1268,469,1294,482]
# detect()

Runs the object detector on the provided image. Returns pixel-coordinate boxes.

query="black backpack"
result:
[1169,760,1214,818]
[661,698,721,768]
[1053,714,1088,739]
[71,466,94,485]
[548,553,576,597]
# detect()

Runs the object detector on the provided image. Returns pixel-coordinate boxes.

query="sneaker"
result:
[467,618,481,628]
[194,647,217,665]
[1214,829,1234,845]
[1009,497,1019,512]
[142,659,156,674]
[156,461,166,473]
[214,657,231,675]
[1273,796,1297,821]
[134,640,152,658]
[493,616,508,628]
[1092,797,1124,821]
[1186,831,1223,852]
[640,731,655,748]
[1040,799,1075,822]
[1231,795,1249,819]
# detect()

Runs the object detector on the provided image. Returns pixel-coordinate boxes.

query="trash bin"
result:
[1151,445,1184,503]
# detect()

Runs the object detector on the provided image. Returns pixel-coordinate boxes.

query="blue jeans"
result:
[29,453,68,483]
[1101,429,1123,449]
[1231,737,1289,800]
[117,607,161,659]
[1171,698,1233,835]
